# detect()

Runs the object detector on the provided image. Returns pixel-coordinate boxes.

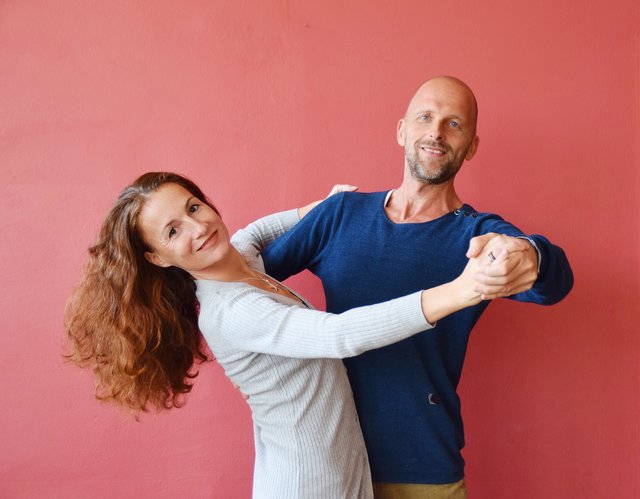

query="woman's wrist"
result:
[297,200,322,219]
[421,278,481,324]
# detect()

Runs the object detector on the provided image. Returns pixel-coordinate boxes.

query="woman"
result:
[66,172,501,499]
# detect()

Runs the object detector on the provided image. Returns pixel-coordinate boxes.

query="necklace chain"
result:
[238,271,281,292]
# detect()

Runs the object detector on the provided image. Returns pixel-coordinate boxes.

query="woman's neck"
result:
[190,247,254,282]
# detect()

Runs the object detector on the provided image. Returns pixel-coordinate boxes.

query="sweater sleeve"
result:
[262,193,345,281]
[513,234,574,305]
[199,286,431,359]
[230,209,300,271]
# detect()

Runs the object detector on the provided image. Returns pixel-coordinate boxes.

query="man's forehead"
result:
[407,78,477,119]
[408,97,471,119]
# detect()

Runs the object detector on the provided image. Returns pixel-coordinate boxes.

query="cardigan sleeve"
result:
[230,209,300,271]
[198,285,432,359]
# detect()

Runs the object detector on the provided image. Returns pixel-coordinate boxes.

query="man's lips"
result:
[419,145,446,156]
[198,230,218,251]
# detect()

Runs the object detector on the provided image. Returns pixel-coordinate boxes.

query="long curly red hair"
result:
[65,172,215,412]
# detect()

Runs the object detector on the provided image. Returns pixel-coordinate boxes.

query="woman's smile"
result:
[197,230,219,252]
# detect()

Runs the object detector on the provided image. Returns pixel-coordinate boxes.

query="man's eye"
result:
[169,228,177,238]
[419,114,430,121]
[449,121,459,128]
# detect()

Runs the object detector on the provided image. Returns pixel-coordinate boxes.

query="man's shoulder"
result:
[459,204,505,221]
[311,190,387,219]
[334,189,388,209]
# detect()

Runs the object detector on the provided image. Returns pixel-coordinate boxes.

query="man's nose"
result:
[427,121,444,140]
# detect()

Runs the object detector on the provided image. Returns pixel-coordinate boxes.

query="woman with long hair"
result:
[66,172,502,499]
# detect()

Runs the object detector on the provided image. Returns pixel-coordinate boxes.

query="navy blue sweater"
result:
[262,191,573,484]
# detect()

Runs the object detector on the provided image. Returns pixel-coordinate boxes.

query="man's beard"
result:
[406,145,463,185]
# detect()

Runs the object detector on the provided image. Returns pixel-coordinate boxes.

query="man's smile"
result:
[419,143,447,156]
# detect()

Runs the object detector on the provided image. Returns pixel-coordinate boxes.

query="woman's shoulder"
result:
[196,280,251,307]
[196,280,280,319]
[196,281,261,339]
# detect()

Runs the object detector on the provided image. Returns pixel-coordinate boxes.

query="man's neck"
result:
[385,179,462,224]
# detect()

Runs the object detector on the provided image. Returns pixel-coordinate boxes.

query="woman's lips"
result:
[198,230,218,251]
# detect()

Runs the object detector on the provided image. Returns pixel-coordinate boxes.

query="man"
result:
[261,76,573,498]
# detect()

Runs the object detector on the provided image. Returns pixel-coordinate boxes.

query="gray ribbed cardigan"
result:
[195,209,431,499]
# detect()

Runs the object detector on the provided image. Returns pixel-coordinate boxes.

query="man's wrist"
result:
[517,236,541,273]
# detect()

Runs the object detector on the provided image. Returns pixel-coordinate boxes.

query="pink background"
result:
[1,1,638,498]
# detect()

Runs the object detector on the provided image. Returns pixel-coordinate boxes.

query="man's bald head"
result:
[405,76,478,134]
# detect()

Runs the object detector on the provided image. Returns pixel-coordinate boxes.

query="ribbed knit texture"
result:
[196,209,432,499]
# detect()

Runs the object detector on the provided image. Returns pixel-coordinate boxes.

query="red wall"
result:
[1,1,638,498]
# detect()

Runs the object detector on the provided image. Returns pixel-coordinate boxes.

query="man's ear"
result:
[144,251,170,268]
[396,119,406,147]
[465,135,480,160]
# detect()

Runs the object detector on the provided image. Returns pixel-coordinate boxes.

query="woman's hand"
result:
[453,249,509,305]
[466,233,538,300]
[419,247,508,325]
[326,184,358,198]
[298,184,359,218]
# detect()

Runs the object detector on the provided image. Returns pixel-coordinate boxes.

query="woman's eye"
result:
[168,227,177,238]
[189,203,199,213]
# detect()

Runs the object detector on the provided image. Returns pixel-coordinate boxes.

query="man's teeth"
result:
[421,147,444,155]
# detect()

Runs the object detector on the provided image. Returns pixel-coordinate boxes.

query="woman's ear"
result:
[144,251,169,268]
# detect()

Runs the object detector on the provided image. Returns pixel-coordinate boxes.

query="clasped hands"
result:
[464,232,539,301]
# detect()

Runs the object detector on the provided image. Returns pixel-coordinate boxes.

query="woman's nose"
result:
[190,218,207,237]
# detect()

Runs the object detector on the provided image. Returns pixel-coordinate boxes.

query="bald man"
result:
[262,77,573,498]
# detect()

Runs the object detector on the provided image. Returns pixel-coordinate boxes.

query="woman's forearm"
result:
[420,277,482,325]
[297,200,322,219]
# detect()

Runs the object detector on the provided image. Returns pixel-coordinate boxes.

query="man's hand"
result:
[466,233,539,300]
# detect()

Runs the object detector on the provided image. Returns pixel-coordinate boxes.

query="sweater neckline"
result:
[381,190,471,225]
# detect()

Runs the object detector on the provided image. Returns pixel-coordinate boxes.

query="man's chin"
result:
[410,165,451,185]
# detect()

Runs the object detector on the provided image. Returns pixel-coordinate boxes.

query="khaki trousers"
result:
[373,479,468,499]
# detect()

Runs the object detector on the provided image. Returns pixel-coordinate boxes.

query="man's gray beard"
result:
[407,155,460,185]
